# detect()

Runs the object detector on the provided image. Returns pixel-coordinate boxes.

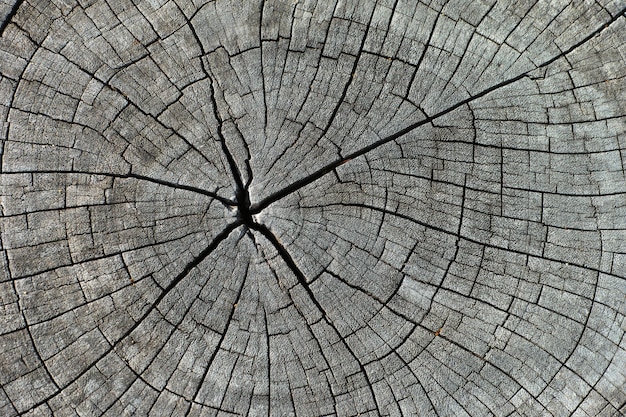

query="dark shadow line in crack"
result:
[205,71,247,194]
[17,220,242,415]
[250,6,626,214]
[250,222,383,415]
[0,0,24,36]
[250,223,327,320]
[185,245,250,415]
[4,169,237,207]
[185,8,252,207]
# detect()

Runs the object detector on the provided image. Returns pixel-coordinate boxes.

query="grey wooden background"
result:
[1,0,625,416]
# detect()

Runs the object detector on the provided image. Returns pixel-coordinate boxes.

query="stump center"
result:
[236,188,254,227]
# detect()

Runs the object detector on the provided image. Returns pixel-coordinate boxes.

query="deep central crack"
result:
[235,186,254,227]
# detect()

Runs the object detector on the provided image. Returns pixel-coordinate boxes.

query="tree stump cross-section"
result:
[0,1,625,416]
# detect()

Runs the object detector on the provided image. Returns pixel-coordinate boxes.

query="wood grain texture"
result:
[1,1,625,416]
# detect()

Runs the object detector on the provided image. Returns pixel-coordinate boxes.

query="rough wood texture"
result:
[1,1,625,416]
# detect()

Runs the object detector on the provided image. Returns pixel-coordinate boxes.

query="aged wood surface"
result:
[1,1,625,416]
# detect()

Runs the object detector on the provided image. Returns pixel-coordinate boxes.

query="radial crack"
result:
[251,6,626,213]
[14,221,242,413]
[251,223,383,416]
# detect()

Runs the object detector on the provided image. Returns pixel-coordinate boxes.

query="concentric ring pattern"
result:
[1,1,625,416]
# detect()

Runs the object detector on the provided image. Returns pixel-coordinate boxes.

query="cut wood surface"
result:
[1,1,625,416]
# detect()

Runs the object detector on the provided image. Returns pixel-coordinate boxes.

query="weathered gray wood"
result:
[1,1,625,416]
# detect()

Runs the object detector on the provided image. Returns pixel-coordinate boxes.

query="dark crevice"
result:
[13,232,204,328]
[4,169,235,207]
[262,306,271,417]
[250,223,326,318]
[250,6,626,214]
[4,38,230,202]
[319,201,625,282]
[236,185,254,227]
[260,246,339,415]
[188,15,254,225]
[185,261,250,416]
[16,221,242,414]
[426,175,466,314]
[250,222,383,415]
[1,232,61,393]
[404,1,446,97]
[314,3,377,147]
[0,0,23,36]
[259,0,268,135]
